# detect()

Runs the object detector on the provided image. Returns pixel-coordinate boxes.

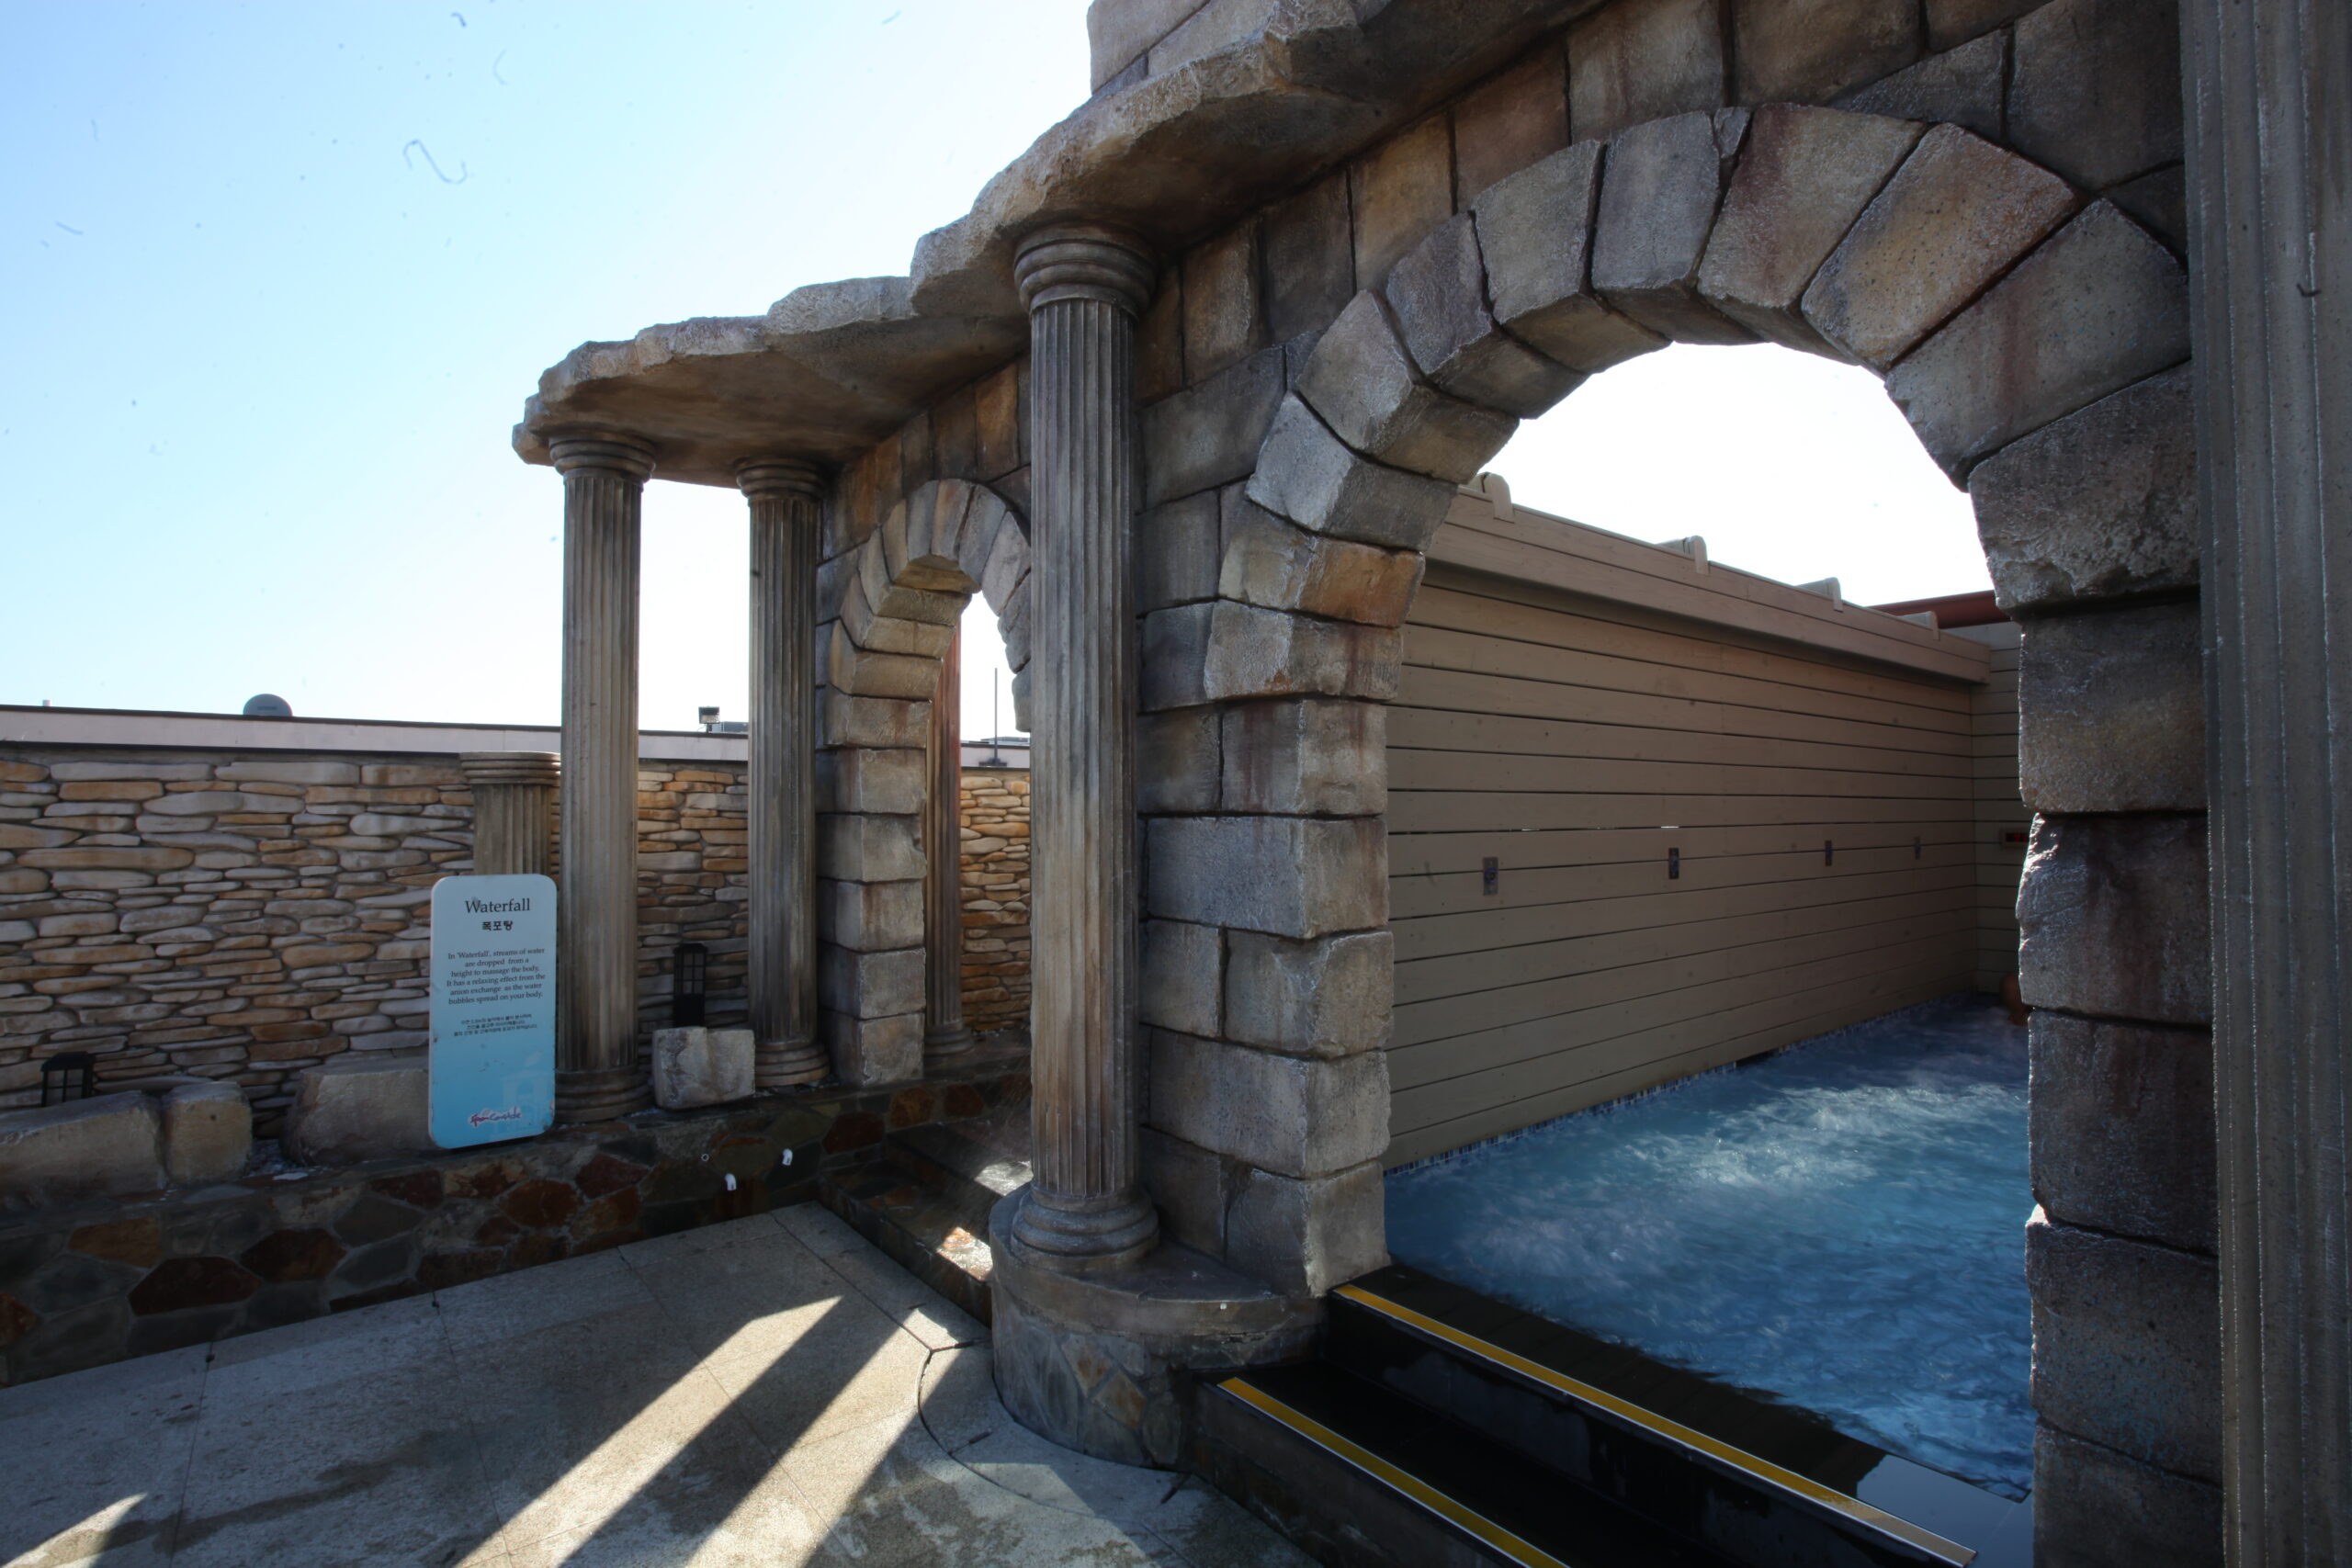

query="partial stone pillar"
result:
[926,626,976,1064]
[551,434,654,1123]
[2185,0,2352,1553]
[1004,224,1159,1270]
[459,752,558,877]
[739,459,828,1089]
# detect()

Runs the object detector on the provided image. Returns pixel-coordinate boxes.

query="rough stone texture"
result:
[1136,710,1220,814]
[280,1056,429,1167]
[2007,0,2183,193]
[2104,164,2184,256]
[1567,0,1723,143]
[2018,601,2204,814]
[2033,1424,2223,1568]
[1202,604,1402,704]
[819,946,925,1021]
[157,1080,250,1187]
[1222,930,1393,1057]
[1969,365,2198,612]
[820,875,923,953]
[1591,110,1757,344]
[1138,1126,1226,1255]
[1262,171,1354,344]
[1697,104,1926,353]
[1732,0,1920,105]
[1927,0,2039,51]
[1224,1160,1388,1296]
[1218,700,1388,816]
[1140,346,1285,507]
[1471,141,1668,373]
[2031,1013,2216,1254]
[1137,491,1222,612]
[823,1010,924,1088]
[1244,396,1460,550]
[1349,112,1454,293]
[1140,919,1222,1039]
[1217,502,1427,627]
[1835,30,2006,142]
[956,767,1031,1035]
[1183,220,1266,382]
[650,1026,755,1111]
[2027,1213,2222,1482]
[1890,201,2191,479]
[1385,214,1587,416]
[2018,814,2210,1027]
[0,1094,164,1213]
[1451,44,1568,203]
[1803,124,2079,371]
[1146,1031,1388,1179]
[1294,292,1519,483]
[1146,816,1385,939]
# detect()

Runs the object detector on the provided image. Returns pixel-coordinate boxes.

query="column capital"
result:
[1013,223,1157,316]
[459,750,560,789]
[549,434,656,481]
[735,457,827,501]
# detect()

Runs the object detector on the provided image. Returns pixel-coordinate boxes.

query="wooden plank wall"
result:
[1385,556,1998,1167]
[1950,621,2028,991]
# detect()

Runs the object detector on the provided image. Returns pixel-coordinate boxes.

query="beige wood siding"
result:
[1950,621,2027,991]
[1387,522,2006,1167]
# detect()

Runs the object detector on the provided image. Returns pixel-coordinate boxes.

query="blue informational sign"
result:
[429,873,557,1148]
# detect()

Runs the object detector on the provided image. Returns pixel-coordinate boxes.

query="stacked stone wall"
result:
[957,766,1031,1033]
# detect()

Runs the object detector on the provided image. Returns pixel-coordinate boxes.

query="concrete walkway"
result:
[6,1205,1313,1568]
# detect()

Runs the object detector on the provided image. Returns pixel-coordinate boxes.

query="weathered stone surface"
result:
[1890,201,2191,478]
[1385,214,1586,416]
[1567,0,1723,142]
[2008,0,2182,193]
[1295,292,1519,483]
[1139,1126,1227,1255]
[818,945,924,1021]
[1147,815,1385,939]
[281,1056,429,1167]
[815,812,922,882]
[1202,603,1401,703]
[2032,1424,2222,1568]
[1140,602,1218,713]
[1147,1031,1388,1178]
[1591,110,1757,344]
[1225,1160,1388,1296]
[1136,491,1221,612]
[1349,112,1453,292]
[1697,104,1925,353]
[820,690,929,750]
[650,1026,754,1111]
[1136,708,1221,812]
[1224,929,1393,1057]
[824,1010,922,1088]
[820,875,923,953]
[1835,30,2004,141]
[1182,220,1266,382]
[1471,141,1667,373]
[2018,814,2210,1027]
[1262,170,1354,344]
[1969,366,2198,611]
[828,622,938,701]
[813,746,924,816]
[1140,345,1284,507]
[1140,919,1222,1039]
[1734,0,1918,104]
[2031,1013,2216,1253]
[1804,124,2078,370]
[2018,601,2204,814]
[1245,395,1460,550]
[2104,164,2184,255]
[1926,0,2037,51]
[0,1094,164,1212]
[1218,700,1387,817]
[1217,502,1426,627]
[2027,1213,2221,1481]
[1452,44,1568,202]
[158,1081,250,1187]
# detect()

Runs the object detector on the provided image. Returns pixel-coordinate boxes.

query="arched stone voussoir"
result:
[1589,108,1761,346]
[1385,211,1587,418]
[1245,395,1459,554]
[1294,291,1518,485]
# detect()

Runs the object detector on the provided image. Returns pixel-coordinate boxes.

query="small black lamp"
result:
[673,942,708,1028]
[40,1052,96,1107]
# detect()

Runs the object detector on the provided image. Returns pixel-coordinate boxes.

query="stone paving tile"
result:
[1,1347,206,1568]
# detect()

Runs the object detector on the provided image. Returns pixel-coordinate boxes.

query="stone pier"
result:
[925,626,976,1065]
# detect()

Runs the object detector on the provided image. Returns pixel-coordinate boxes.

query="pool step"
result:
[818,1108,1031,1325]
[1327,1265,2031,1568]
[1199,1359,1736,1568]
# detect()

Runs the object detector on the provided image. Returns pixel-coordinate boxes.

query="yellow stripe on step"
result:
[1334,1285,1973,1567]
[1219,1376,1572,1568]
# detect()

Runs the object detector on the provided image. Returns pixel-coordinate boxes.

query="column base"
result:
[988,1189,1322,1468]
[1003,1179,1159,1274]
[554,1066,650,1124]
[755,1035,830,1089]
[923,1024,977,1068]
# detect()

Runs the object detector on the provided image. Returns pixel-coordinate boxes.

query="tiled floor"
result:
[6,1204,1313,1568]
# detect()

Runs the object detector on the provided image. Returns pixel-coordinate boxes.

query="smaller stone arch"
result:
[819,478,1031,1085]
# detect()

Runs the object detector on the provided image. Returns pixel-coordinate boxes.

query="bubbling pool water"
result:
[1385,994,2033,1498]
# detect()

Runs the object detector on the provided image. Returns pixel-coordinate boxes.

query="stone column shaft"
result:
[552,436,654,1123]
[460,751,558,878]
[927,626,976,1063]
[2185,0,2352,1553]
[1008,225,1159,1270]
[741,460,827,1088]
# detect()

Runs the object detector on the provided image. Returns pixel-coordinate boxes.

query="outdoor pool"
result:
[1384,994,2034,1499]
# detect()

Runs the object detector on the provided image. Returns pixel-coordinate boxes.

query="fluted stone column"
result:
[1005,224,1159,1270]
[459,751,558,877]
[926,627,978,1065]
[552,435,654,1123]
[740,459,828,1088]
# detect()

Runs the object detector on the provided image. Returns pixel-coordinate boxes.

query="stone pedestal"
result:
[552,435,655,1124]
[925,627,976,1065]
[459,751,558,877]
[740,459,828,1088]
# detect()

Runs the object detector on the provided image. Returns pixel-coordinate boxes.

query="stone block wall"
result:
[957,766,1031,1034]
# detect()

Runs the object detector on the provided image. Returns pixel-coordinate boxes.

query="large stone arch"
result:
[818,477,1031,1085]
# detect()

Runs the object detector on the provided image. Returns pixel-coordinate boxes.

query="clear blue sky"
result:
[6,2,1984,733]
